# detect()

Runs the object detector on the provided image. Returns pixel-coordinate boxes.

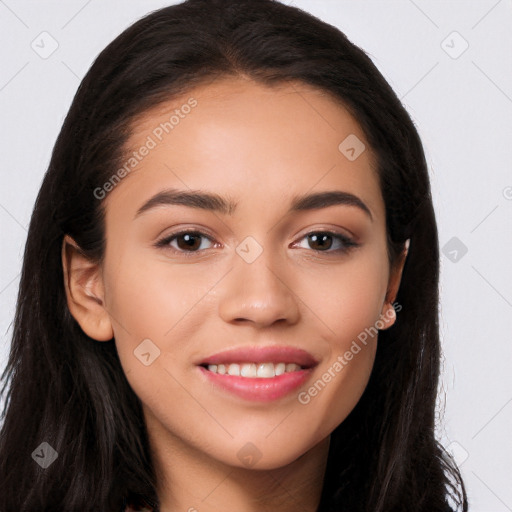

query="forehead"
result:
[104,76,384,222]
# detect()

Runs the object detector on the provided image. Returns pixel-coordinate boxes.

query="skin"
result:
[62,76,407,511]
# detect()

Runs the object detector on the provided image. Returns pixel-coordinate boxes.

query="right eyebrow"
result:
[134,188,238,219]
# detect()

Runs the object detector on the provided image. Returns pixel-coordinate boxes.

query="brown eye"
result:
[156,231,215,253]
[307,233,334,251]
[294,231,358,254]
[175,233,202,251]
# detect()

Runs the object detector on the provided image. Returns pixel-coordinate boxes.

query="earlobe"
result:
[378,303,396,330]
[61,235,114,341]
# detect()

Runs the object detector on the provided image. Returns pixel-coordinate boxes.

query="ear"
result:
[379,239,410,330]
[61,235,114,341]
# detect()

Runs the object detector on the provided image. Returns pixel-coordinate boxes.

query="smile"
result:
[196,345,318,402]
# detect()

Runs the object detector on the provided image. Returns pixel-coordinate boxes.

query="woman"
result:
[0,0,468,510]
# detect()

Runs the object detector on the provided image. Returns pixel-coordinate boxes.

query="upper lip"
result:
[197,345,319,368]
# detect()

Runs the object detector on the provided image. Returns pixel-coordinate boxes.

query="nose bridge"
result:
[217,234,300,327]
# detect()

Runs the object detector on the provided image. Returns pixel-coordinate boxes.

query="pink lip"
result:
[196,345,318,402]
[197,366,314,402]
[197,345,318,367]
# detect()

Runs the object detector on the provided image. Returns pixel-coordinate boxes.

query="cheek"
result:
[105,249,221,343]
[294,251,387,345]
[103,248,228,402]
[104,255,211,426]
[290,255,386,434]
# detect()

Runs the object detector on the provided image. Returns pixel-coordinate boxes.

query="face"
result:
[91,77,403,471]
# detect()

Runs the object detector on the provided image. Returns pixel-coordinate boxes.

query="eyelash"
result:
[154,229,360,257]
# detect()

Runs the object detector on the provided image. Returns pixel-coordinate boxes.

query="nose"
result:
[217,246,301,328]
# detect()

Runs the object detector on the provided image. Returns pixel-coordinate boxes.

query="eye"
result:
[154,229,359,256]
[293,231,359,254]
[155,230,215,254]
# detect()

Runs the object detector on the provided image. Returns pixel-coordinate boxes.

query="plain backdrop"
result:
[1,1,511,510]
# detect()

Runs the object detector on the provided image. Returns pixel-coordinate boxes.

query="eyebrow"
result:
[134,188,373,221]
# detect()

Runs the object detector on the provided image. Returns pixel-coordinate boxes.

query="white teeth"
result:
[240,363,257,377]
[206,362,303,378]
[227,363,240,376]
[286,363,300,372]
[257,362,274,378]
[275,362,286,376]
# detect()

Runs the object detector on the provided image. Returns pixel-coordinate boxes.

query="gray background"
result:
[1,0,511,509]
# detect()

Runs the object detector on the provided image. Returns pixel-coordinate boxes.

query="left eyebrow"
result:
[290,190,373,221]
[134,188,373,221]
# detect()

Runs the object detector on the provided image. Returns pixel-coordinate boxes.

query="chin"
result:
[217,436,325,471]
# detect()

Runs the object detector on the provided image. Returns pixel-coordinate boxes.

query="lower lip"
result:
[197,366,314,402]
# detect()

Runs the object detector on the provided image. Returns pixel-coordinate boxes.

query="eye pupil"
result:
[309,233,332,251]
[177,233,201,251]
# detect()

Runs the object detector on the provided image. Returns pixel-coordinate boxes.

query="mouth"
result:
[196,345,318,402]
